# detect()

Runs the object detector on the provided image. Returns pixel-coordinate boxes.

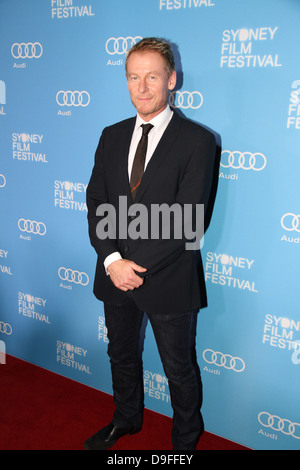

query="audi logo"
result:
[0,174,6,188]
[18,219,46,236]
[203,349,245,372]
[169,91,203,110]
[11,42,43,59]
[281,213,300,232]
[56,90,90,107]
[258,412,300,440]
[105,36,143,55]
[221,150,267,171]
[0,322,12,335]
[58,267,89,286]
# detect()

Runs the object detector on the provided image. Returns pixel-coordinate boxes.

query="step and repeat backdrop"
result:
[1,0,300,450]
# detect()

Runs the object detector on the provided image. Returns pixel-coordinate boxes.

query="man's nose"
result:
[138,79,148,93]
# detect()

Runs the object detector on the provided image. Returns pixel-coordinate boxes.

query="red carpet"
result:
[0,355,249,451]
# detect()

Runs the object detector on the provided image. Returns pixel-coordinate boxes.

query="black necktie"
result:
[130,123,153,201]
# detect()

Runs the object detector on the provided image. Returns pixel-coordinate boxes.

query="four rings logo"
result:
[105,36,143,55]
[58,267,89,286]
[18,219,46,236]
[258,412,300,440]
[0,321,12,335]
[11,42,43,59]
[281,213,300,232]
[56,90,90,107]
[221,150,267,171]
[203,349,246,373]
[169,91,203,110]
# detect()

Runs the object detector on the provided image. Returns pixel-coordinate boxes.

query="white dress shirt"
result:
[104,105,174,272]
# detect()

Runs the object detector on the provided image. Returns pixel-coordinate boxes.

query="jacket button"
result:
[123,245,129,253]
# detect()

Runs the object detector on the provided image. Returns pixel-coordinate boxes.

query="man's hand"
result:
[107,259,147,291]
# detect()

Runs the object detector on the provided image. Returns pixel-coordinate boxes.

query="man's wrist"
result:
[104,252,122,275]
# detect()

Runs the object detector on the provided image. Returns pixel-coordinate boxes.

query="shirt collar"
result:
[135,105,173,132]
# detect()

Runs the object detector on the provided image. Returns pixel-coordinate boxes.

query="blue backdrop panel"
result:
[0,0,300,450]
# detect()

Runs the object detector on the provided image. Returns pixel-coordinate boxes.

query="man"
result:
[85,37,217,450]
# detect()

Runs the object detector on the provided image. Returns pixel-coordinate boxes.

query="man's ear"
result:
[168,70,177,91]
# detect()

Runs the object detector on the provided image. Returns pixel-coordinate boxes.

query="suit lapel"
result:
[133,111,181,203]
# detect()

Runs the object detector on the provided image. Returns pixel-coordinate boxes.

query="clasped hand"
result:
[107,259,147,291]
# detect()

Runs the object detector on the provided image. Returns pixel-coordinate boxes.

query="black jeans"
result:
[104,297,203,450]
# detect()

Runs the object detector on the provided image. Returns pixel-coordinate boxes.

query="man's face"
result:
[126,51,176,122]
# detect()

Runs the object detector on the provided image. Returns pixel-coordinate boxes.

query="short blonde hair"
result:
[125,37,175,77]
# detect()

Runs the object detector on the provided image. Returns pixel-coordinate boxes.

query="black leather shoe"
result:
[84,422,141,450]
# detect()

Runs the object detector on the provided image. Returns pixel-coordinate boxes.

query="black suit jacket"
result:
[86,111,217,315]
